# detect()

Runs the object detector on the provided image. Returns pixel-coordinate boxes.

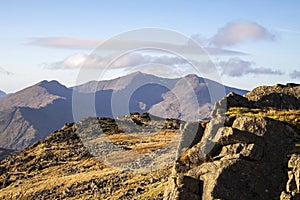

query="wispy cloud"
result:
[47,52,217,76]
[290,70,300,79]
[218,58,283,77]
[29,37,246,56]
[211,20,275,47]
[0,67,14,76]
[49,53,192,70]
[29,37,101,49]
[276,28,300,34]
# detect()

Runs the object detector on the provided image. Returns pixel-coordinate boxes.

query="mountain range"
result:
[0,72,247,150]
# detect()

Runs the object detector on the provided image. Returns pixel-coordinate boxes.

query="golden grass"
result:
[0,127,176,199]
[226,107,300,136]
[227,108,300,125]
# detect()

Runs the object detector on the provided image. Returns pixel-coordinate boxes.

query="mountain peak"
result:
[0,80,70,110]
[37,80,67,89]
[183,74,206,83]
[0,90,6,98]
[36,80,70,97]
[184,74,199,79]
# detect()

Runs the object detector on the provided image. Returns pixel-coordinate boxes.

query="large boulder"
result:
[164,116,298,200]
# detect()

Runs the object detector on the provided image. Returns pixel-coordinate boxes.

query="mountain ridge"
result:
[0,80,70,110]
[0,72,247,150]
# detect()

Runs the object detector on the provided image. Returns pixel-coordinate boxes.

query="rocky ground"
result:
[0,83,299,199]
[0,114,183,199]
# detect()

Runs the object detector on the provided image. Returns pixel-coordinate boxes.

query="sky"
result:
[0,0,300,92]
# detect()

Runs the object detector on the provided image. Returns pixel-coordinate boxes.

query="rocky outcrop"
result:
[245,83,300,109]
[164,83,300,200]
[245,83,300,101]
[212,83,300,118]
[281,154,300,199]
[164,116,299,200]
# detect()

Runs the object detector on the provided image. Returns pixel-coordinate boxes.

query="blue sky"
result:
[0,0,300,92]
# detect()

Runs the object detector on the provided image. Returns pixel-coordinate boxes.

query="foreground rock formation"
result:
[164,83,300,200]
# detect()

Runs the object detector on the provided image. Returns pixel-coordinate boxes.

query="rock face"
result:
[281,154,300,199]
[164,83,300,200]
[164,116,298,200]
[245,83,300,109]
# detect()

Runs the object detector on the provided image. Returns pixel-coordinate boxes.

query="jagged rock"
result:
[281,154,300,199]
[164,119,181,130]
[164,116,298,200]
[245,84,300,101]
[211,92,251,118]
[245,84,300,109]
[212,84,300,118]
[177,122,204,155]
[187,117,225,165]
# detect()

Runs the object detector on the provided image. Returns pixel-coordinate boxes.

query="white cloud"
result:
[0,67,14,76]
[219,58,283,77]
[290,70,300,79]
[211,20,275,47]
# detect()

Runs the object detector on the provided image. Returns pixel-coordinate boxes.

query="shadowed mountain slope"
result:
[0,72,247,150]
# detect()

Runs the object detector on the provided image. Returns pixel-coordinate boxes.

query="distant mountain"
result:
[0,72,247,149]
[0,81,73,149]
[0,90,6,98]
[149,74,247,121]
[75,72,247,120]
[0,80,71,109]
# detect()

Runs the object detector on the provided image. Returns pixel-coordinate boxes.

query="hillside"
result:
[0,114,184,199]
[0,83,299,199]
[0,72,246,150]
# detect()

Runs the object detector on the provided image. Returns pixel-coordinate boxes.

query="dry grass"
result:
[0,124,177,199]
[226,108,300,144]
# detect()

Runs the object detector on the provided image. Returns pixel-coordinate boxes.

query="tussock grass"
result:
[226,107,300,134]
